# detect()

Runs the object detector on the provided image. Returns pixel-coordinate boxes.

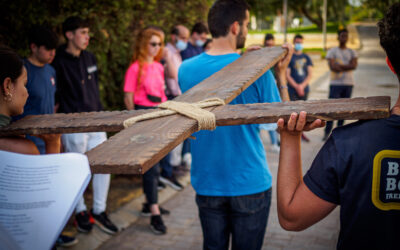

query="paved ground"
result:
[64,24,398,250]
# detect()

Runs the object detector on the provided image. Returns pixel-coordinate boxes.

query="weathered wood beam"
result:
[87,96,390,174]
[0,96,390,137]
[214,96,391,126]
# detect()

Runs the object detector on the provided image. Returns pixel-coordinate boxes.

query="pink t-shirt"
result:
[124,61,167,107]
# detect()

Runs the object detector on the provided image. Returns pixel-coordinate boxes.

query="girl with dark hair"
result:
[0,46,60,154]
[0,46,77,247]
[123,28,168,235]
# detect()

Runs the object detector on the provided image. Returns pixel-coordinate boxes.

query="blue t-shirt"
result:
[180,42,204,61]
[304,115,400,250]
[288,53,313,93]
[179,52,281,196]
[13,59,56,154]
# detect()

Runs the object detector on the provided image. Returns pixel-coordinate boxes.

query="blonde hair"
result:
[131,28,164,91]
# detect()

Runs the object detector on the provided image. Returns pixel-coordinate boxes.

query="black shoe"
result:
[159,175,183,191]
[75,211,93,233]
[56,234,78,247]
[91,210,119,235]
[150,215,167,235]
[158,181,166,191]
[141,203,170,217]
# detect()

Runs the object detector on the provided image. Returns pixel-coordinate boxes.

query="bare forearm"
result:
[301,75,312,87]
[45,139,61,154]
[287,75,298,88]
[124,93,134,110]
[277,132,303,219]
[276,69,290,101]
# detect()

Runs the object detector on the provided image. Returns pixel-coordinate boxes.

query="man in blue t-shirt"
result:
[180,22,209,61]
[276,3,400,250]
[287,34,313,101]
[179,1,293,249]
[13,26,58,154]
[287,34,313,142]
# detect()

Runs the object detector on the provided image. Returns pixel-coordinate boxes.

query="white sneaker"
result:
[182,153,192,169]
[271,144,280,153]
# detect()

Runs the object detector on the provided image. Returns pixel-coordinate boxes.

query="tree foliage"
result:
[0,0,211,110]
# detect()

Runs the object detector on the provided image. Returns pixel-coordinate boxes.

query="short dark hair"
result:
[294,34,303,41]
[0,45,23,90]
[203,38,212,49]
[208,0,250,38]
[337,28,348,37]
[191,22,209,35]
[264,33,274,42]
[62,16,89,39]
[28,26,58,50]
[171,26,180,36]
[378,3,400,76]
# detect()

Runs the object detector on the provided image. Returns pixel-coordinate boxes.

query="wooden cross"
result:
[0,47,391,174]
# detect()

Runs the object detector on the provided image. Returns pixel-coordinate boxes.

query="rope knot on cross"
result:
[123,98,225,131]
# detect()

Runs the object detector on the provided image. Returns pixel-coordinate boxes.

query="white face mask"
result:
[176,39,188,51]
[195,39,205,47]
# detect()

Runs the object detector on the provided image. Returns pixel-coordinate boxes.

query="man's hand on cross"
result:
[277,111,326,137]
[274,43,294,76]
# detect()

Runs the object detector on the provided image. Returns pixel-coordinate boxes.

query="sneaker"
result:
[75,211,94,233]
[91,210,119,235]
[56,234,78,247]
[159,175,183,191]
[158,181,166,190]
[182,153,192,170]
[150,215,167,235]
[271,144,280,153]
[141,203,170,217]
[172,166,186,177]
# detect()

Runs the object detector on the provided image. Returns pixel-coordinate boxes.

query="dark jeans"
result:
[196,189,272,250]
[135,104,161,204]
[182,139,191,156]
[325,85,353,136]
[160,153,173,178]
[288,86,309,101]
[143,163,159,204]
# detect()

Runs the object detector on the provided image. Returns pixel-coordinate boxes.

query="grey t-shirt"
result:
[326,47,357,86]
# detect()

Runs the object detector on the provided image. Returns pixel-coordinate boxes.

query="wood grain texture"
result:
[88,47,288,174]
[87,96,390,174]
[214,96,391,126]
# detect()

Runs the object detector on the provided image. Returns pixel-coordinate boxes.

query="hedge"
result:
[0,0,211,110]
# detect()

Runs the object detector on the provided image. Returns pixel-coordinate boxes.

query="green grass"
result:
[248,22,340,35]
[303,48,327,58]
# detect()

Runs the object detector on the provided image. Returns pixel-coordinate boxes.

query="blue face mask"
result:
[294,43,303,51]
[176,39,188,51]
[195,39,205,47]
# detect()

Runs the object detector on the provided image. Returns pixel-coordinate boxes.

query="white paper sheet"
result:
[0,151,91,250]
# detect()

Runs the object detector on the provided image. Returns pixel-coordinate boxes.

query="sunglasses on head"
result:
[149,42,162,47]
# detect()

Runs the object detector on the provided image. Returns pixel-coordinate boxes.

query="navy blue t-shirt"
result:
[304,115,400,250]
[13,59,56,153]
[180,42,203,61]
[288,53,312,93]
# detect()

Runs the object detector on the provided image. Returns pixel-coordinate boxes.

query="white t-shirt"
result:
[326,47,357,86]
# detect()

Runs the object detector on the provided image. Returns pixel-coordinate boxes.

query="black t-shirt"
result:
[52,45,103,113]
[304,115,400,250]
